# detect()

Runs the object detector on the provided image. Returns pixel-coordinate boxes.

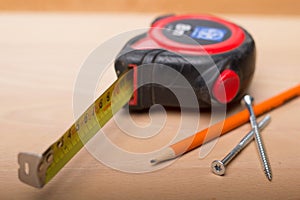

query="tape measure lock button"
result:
[212,69,240,104]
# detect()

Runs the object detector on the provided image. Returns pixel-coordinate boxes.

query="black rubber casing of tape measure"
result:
[114,14,256,110]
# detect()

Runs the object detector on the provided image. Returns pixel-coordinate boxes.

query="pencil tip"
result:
[150,148,176,166]
[150,159,158,165]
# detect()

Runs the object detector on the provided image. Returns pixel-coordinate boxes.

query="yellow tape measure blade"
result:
[18,70,134,188]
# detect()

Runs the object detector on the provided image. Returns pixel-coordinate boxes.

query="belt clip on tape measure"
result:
[115,14,255,110]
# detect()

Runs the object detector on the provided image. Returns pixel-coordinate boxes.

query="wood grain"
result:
[0,13,300,199]
[0,0,299,15]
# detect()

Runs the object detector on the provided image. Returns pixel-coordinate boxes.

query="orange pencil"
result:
[151,84,300,164]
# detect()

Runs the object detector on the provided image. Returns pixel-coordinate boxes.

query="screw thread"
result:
[254,128,272,181]
[244,95,272,181]
[216,116,271,170]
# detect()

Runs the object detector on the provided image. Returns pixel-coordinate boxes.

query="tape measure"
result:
[115,14,255,110]
[18,14,255,188]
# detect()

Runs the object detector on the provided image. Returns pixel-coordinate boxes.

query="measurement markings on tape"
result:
[18,71,134,188]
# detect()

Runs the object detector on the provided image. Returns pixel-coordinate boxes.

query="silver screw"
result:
[243,95,272,181]
[211,115,271,176]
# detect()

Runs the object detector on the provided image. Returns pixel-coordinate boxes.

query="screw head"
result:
[211,160,226,176]
[243,94,254,105]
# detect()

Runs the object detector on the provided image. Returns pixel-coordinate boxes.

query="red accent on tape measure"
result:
[149,15,245,55]
[213,69,240,103]
[128,64,138,105]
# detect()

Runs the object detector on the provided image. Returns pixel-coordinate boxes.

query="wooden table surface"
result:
[0,13,300,199]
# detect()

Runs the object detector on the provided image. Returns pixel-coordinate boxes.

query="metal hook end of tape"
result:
[18,152,45,188]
